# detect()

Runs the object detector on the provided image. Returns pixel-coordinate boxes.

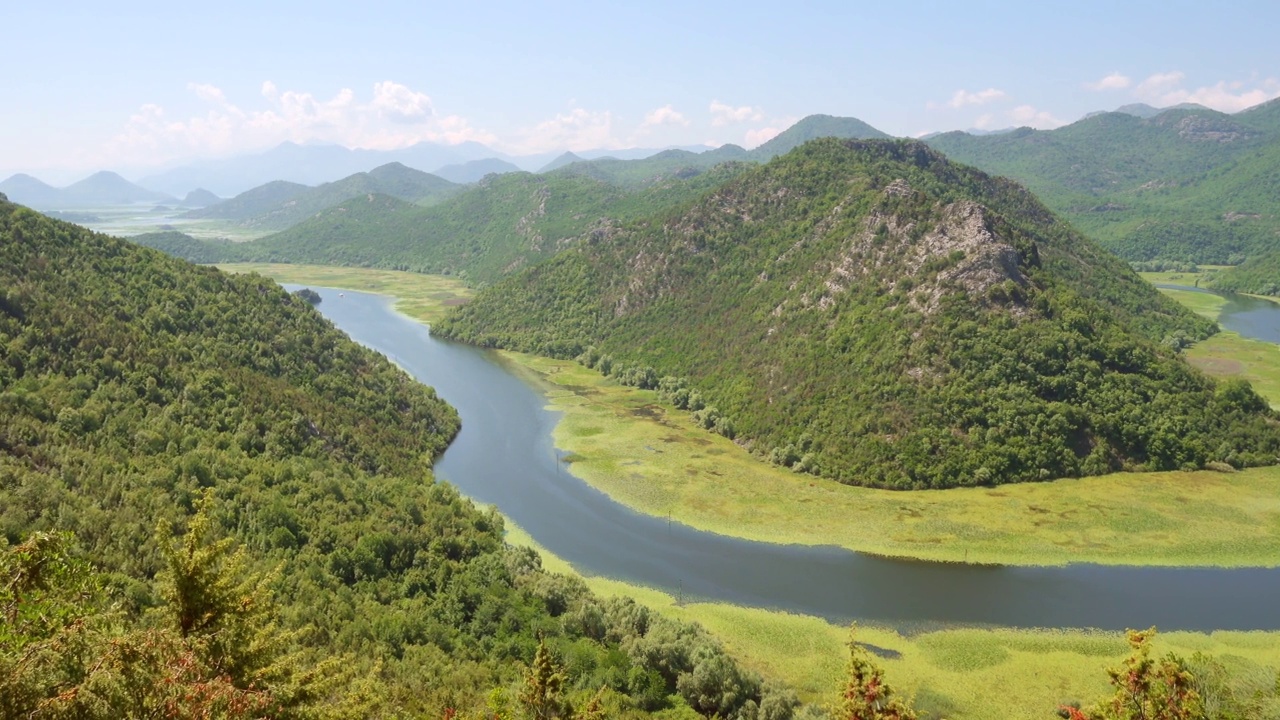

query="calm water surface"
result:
[1158,283,1280,344]
[310,287,1280,632]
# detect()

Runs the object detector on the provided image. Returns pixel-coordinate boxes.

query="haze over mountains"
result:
[180,162,460,231]
[0,171,175,208]
[130,140,719,197]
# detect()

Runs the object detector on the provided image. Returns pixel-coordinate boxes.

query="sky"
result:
[3,0,1279,183]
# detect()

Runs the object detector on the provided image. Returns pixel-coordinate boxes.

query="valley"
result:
[227,264,1280,720]
[8,66,1280,717]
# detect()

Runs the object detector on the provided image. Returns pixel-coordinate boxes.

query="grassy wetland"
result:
[228,263,1280,719]
[506,521,1280,720]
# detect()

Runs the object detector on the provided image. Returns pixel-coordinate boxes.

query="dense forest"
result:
[0,197,796,718]
[437,139,1280,489]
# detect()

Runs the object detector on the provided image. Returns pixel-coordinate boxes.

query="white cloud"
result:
[710,100,764,127]
[513,107,620,154]
[1136,71,1186,97]
[371,80,434,124]
[743,126,783,148]
[642,104,689,128]
[188,82,230,105]
[946,88,1006,108]
[1010,105,1066,129]
[973,113,995,130]
[102,81,497,166]
[1134,71,1280,113]
[1084,72,1132,91]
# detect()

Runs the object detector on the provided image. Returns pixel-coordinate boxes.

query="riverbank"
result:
[1149,282,1280,405]
[224,264,1280,568]
[505,521,1280,719]
[216,263,473,322]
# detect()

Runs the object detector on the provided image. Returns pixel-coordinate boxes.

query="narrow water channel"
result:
[309,287,1280,632]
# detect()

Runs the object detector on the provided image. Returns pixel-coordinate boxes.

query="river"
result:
[309,286,1280,632]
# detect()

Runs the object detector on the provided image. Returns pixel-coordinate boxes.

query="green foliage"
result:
[292,287,323,305]
[0,197,786,716]
[0,531,298,719]
[438,139,1277,488]
[834,627,917,720]
[1209,251,1280,296]
[1069,629,1206,720]
[520,638,569,720]
[131,229,246,263]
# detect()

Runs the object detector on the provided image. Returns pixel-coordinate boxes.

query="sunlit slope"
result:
[438,139,1279,488]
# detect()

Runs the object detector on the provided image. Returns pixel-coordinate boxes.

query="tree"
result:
[519,638,568,720]
[1068,628,1206,720]
[157,489,284,688]
[833,626,916,720]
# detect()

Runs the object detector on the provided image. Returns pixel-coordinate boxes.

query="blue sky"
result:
[4,0,1278,181]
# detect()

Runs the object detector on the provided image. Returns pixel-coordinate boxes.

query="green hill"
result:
[131,229,246,263]
[548,148,739,188]
[180,187,221,207]
[180,164,459,231]
[926,105,1280,263]
[436,139,1279,489]
[164,164,752,286]
[181,179,311,221]
[750,114,891,159]
[1209,246,1280,295]
[0,198,791,718]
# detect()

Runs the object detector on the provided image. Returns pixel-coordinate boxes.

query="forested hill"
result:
[0,200,790,717]
[437,139,1280,489]
[925,102,1280,264]
[170,162,752,285]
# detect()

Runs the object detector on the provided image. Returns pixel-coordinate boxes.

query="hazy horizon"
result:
[4,0,1278,182]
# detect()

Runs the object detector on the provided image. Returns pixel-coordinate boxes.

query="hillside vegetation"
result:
[927,102,1280,264]
[437,139,1279,488]
[0,199,795,718]
[1210,250,1280,295]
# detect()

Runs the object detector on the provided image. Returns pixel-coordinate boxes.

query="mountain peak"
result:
[751,114,891,160]
[539,151,585,173]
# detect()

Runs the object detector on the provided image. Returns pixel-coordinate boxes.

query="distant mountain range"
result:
[0,171,175,209]
[926,99,1280,264]
[129,141,718,197]
[181,162,459,231]
[433,158,522,184]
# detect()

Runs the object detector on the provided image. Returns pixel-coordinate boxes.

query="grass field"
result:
[234,264,1280,568]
